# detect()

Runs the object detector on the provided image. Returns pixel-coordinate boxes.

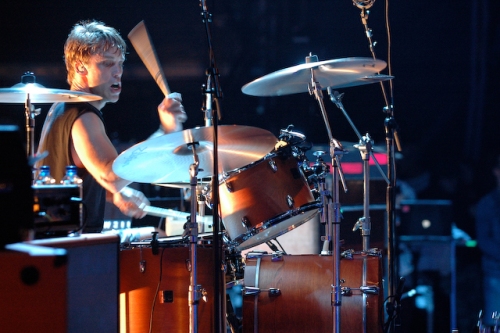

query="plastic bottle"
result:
[61,165,83,233]
[35,165,56,185]
[61,165,83,186]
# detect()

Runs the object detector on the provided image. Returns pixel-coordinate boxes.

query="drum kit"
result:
[0,2,401,333]
[110,52,393,333]
[110,34,393,333]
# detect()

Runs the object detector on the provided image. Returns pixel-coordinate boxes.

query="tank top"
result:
[36,102,106,233]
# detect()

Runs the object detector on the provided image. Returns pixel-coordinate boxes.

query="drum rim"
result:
[228,202,322,250]
[219,151,279,182]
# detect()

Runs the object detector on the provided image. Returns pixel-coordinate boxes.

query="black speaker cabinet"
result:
[29,233,120,333]
[0,125,33,247]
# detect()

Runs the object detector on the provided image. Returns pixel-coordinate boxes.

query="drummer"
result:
[36,20,187,233]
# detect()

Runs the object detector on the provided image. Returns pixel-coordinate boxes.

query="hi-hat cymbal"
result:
[242,57,393,96]
[341,141,403,159]
[113,125,278,184]
[0,82,102,103]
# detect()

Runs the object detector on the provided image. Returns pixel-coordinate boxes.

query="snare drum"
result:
[242,251,383,333]
[219,152,320,251]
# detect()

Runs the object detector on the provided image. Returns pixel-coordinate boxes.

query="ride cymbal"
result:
[113,125,278,184]
[242,57,393,97]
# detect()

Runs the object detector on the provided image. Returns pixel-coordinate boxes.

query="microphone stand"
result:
[353,4,403,332]
[306,54,348,333]
[200,1,225,332]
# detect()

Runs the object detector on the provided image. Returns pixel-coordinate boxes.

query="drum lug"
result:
[271,252,283,262]
[198,285,208,302]
[225,180,233,193]
[286,195,294,208]
[341,249,355,259]
[269,288,281,296]
[268,159,278,172]
[139,247,147,273]
[139,260,146,273]
[341,287,352,296]
[341,285,379,296]
[360,285,379,295]
[241,216,251,230]
[244,286,282,297]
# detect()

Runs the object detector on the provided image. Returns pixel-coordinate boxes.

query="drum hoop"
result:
[227,202,322,249]
[123,232,217,249]
[219,152,279,182]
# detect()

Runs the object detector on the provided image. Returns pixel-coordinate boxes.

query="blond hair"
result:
[64,20,126,85]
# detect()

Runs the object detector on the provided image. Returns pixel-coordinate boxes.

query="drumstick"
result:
[128,21,170,96]
[142,205,213,226]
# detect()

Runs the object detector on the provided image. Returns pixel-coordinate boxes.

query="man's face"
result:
[83,46,124,104]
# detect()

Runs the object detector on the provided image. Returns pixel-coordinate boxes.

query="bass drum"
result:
[219,152,320,251]
[242,251,383,333]
[120,243,223,333]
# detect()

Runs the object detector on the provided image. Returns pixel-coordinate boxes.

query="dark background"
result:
[1,0,499,332]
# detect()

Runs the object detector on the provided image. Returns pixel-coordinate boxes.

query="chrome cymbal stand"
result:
[327,89,389,252]
[307,54,347,333]
[19,72,41,160]
[187,143,205,333]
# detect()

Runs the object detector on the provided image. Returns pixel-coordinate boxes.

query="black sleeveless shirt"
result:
[36,102,106,232]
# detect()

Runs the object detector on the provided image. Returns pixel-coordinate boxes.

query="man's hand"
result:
[113,186,150,219]
[158,92,187,133]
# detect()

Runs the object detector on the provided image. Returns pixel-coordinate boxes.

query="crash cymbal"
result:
[242,57,393,96]
[0,83,102,103]
[113,125,278,184]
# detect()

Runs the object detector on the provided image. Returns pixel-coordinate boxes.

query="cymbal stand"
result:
[199,1,225,332]
[327,88,389,252]
[187,143,204,333]
[20,73,41,162]
[307,54,347,333]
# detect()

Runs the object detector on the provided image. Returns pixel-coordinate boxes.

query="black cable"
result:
[149,247,166,333]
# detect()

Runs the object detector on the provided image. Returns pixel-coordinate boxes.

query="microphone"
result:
[204,76,213,127]
[352,0,375,9]
[200,0,207,12]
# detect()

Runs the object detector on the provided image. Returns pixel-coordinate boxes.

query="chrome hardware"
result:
[271,252,284,262]
[268,159,278,172]
[241,216,250,230]
[244,286,281,297]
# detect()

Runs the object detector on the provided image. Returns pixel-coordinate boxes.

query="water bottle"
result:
[61,165,83,233]
[35,165,56,185]
[61,165,83,186]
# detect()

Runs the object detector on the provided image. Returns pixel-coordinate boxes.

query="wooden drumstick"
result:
[128,20,171,96]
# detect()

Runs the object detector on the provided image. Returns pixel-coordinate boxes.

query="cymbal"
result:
[241,57,393,96]
[308,141,403,160]
[0,82,102,103]
[342,141,403,159]
[113,125,278,184]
